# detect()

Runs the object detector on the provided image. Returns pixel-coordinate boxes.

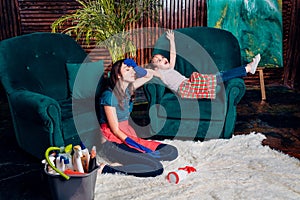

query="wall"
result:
[0,0,299,87]
[207,0,283,68]
[0,0,21,39]
[282,0,300,88]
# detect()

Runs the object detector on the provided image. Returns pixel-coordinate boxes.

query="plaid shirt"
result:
[178,72,217,99]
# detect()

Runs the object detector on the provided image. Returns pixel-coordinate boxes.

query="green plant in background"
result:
[51,0,161,62]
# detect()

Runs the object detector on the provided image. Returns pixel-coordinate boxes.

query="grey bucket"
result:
[44,165,99,200]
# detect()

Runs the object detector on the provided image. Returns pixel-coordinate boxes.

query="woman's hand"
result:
[124,58,147,78]
[133,69,154,89]
[149,69,162,79]
[124,137,161,158]
[124,137,153,153]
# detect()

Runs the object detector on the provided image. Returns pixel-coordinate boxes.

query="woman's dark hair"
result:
[97,59,134,110]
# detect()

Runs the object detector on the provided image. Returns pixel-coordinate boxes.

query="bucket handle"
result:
[45,147,70,180]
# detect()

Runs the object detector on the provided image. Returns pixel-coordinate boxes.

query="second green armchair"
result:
[143,27,246,140]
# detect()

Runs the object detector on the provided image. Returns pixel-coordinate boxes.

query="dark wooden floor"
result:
[235,85,300,160]
[0,84,299,199]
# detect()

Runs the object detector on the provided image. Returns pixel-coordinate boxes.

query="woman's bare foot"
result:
[98,163,106,174]
[97,162,123,174]
[110,162,123,167]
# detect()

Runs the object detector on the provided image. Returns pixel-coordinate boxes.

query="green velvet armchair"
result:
[0,33,104,159]
[143,27,246,140]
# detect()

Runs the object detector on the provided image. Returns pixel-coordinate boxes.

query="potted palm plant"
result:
[51,0,161,62]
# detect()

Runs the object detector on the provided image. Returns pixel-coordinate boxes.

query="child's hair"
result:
[146,60,157,70]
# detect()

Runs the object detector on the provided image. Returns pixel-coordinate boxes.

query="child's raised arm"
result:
[166,30,176,69]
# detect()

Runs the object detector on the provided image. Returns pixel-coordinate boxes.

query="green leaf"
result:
[51,0,161,62]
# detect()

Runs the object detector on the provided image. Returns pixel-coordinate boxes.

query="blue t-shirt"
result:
[98,89,133,124]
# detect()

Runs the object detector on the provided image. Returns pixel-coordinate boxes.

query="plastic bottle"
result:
[63,144,73,169]
[73,145,85,173]
[166,166,196,184]
[80,142,90,172]
[63,157,73,171]
[43,153,57,175]
[55,155,66,172]
[88,146,97,173]
[55,144,73,172]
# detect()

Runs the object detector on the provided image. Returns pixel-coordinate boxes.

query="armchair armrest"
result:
[9,90,64,145]
[222,78,246,138]
[143,77,166,106]
[10,90,61,122]
[224,78,246,105]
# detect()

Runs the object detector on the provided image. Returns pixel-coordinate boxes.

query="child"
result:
[148,30,261,99]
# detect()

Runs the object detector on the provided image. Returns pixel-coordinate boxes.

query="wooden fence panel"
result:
[0,0,21,40]
[17,0,81,33]
[282,0,300,87]
[133,0,207,66]
[0,0,299,87]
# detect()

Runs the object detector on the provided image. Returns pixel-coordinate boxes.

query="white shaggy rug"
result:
[94,133,300,200]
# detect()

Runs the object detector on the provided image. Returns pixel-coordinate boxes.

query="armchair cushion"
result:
[66,60,104,99]
[157,93,225,120]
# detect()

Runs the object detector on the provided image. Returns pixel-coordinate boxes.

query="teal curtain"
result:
[207,0,283,68]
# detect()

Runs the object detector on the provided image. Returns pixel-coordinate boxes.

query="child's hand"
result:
[166,30,174,42]
[165,29,176,69]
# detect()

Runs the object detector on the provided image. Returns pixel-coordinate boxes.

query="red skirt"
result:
[100,121,161,152]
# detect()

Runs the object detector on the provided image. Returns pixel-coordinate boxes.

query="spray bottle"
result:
[72,145,85,173]
[166,166,197,184]
[80,142,90,173]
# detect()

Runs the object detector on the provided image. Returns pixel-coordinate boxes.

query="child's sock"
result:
[250,54,261,74]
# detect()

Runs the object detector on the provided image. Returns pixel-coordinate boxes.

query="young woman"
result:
[148,30,261,99]
[97,59,178,177]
